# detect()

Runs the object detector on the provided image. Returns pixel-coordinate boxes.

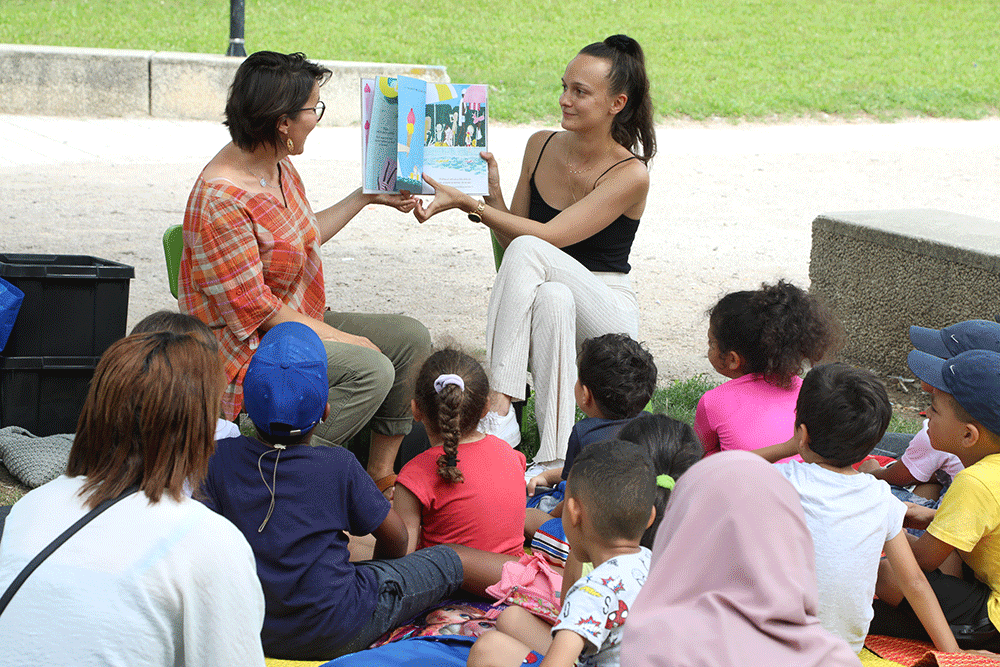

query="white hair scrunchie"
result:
[434,374,465,394]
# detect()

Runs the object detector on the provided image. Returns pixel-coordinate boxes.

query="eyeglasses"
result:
[295,100,325,122]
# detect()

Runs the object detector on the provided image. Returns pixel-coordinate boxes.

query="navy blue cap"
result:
[907,349,1000,436]
[244,322,328,439]
[910,320,1000,359]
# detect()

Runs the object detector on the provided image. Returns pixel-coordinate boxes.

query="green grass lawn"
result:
[517,373,923,461]
[2,0,997,122]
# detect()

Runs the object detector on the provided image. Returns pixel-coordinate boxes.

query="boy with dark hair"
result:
[469,443,655,667]
[874,347,1000,651]
[767,363,959,654]
[527,333,656,494]
[200,322,475,660]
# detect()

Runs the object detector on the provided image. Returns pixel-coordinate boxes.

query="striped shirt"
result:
[179,158,325,419]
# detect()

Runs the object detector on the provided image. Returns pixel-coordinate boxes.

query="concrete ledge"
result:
[810,209,1000,377]
[2,44,449,125]
[0,44,153,117]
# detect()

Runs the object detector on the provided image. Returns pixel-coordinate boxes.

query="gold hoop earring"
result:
[287,137,294,152]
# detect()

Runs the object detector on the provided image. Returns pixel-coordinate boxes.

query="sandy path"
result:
[3,115,998,384]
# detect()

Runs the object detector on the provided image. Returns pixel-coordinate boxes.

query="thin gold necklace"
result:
[565,144,611,174]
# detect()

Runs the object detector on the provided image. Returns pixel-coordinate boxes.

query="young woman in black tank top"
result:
[413,36,656,468]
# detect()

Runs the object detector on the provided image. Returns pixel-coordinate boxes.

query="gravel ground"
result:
[5,114,999,386]
[2,113,999,498]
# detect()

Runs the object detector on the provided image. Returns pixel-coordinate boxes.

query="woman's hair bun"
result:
[605,34,640,58]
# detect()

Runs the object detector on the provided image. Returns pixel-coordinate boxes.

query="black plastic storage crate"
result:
[0,356,99,436]
[0,253,134,357]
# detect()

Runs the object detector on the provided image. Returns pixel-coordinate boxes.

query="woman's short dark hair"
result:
[67,331,223,509]
[578,35,656,164]
[225,51,332,152]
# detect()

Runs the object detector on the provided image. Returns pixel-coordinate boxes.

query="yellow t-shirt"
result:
[927,452,1000,628]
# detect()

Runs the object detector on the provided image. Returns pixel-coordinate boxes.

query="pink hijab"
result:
[621,450,860,667]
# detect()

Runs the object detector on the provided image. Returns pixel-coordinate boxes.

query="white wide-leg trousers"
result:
[485,235,639,463]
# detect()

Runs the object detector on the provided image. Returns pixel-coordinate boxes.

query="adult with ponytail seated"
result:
[414,35,655,472]
[180,51,429,496]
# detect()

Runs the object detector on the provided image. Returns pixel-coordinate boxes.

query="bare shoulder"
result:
[601,155,650,192]
[200,144,241,184]
[521,129,559,161]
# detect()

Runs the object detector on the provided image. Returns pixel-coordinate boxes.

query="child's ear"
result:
[795,423,810,457]
[964,421,981,450]
[410,399,424,424]
[565,496,584,528]
[724,350,744,373]
[579,384,594,409]
[646,505,656,530]
[323,403,331,422]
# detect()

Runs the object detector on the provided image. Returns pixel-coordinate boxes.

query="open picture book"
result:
[361,76,489,195]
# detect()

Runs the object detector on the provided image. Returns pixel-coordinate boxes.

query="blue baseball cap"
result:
[244,322,328,439]
[910,320,1000,359]
[907,348,1000,436]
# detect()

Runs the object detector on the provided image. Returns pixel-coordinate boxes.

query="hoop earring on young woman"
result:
[286,137,294,152]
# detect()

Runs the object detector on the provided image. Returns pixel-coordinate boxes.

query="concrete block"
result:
[150,52,240,122]
[150,52,448,124]
[809,209,1000,378]
[0,44,153,116]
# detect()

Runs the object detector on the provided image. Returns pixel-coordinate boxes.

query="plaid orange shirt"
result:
[179,158,325,419]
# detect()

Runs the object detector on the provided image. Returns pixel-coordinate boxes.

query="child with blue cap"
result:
[200,322,468,660]
[860,320,1000,508]
[872,328,1000,652]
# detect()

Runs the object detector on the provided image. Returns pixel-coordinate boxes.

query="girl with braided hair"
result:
[393,349,528,556]
[697,279,841,459]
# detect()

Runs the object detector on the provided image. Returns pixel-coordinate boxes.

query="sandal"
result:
[375,473,397,496]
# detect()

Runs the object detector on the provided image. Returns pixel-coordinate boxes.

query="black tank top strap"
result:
[531,131,559,179]
[593,155,638,187]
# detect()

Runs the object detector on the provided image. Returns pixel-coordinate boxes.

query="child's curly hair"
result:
[708,280,841,388]
[577,333,658,420]
[412,349,490,483]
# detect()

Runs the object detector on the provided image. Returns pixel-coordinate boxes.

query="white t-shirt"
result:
[553,547,651,667]
[0,475,266,666]
[776,461,906,653]
[901,421,964,483]
[215,417,242,440]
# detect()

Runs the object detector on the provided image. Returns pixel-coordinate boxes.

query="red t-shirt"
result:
[397,434,526,557]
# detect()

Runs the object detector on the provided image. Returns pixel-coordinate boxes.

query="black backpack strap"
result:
[0,484,140,616]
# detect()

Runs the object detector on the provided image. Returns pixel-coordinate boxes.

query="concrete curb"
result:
[0,44,449,125]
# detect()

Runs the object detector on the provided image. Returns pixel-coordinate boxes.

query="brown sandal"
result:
[374,474,397,494]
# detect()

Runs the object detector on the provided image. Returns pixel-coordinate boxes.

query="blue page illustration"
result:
[395,76,427,194]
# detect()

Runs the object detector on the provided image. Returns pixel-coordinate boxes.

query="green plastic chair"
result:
[491,230,506,271]
[162,224,183,299]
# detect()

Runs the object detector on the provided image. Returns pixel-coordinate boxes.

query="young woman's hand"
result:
[413,174,475,223]
[480,151,504,206]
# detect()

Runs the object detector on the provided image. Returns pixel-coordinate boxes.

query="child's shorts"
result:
[337,545,464,656]
[870,562,999,650]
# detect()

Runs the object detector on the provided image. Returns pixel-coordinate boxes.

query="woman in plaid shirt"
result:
[180,51,427,497]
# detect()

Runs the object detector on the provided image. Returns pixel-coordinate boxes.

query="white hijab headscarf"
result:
[622,451,861,667]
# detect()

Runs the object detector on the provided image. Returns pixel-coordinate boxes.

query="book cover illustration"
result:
[362,76,488,195]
